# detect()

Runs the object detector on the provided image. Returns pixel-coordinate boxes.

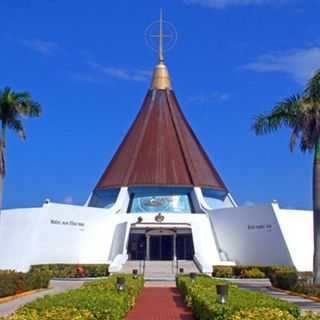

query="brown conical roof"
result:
[95,72,227,191]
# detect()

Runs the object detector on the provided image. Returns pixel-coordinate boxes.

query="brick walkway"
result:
[126,287,194,320]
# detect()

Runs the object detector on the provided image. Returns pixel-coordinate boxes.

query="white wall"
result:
[209,204,294,267]
[0,200,313,272]
[0,203,125,271]
[274,205,313,271]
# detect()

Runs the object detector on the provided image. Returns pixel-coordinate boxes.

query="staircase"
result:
[120,260,145,274]
[144,261,176,281]
[120,260,199,281]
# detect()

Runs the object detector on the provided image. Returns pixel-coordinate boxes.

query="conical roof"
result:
[95,62,227,191]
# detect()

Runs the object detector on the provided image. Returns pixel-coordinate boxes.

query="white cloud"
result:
[188,92,230,104]
[243,47,320,84]
[21,39,60,55]
[88,61,151,82]
[183,0,292,9]
[64,196,73,205]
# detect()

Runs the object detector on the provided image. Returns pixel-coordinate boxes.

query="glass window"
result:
[129,187,192,213]
[202,188,228,210]
[89,188,120,209]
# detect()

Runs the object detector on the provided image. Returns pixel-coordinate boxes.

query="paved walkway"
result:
[0,280,84,317]
[126,287,193,320]
[231,279,320,314]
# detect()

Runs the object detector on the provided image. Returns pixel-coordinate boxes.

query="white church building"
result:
[0,20,313,274]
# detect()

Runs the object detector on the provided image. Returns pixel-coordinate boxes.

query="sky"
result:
[0,0,319,210]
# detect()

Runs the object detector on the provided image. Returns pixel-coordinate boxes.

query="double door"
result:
[150,235,173,260]
[128,232,194,261]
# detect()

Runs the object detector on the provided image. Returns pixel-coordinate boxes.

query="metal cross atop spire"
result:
[145,10,177,63]
[159,9,164,62]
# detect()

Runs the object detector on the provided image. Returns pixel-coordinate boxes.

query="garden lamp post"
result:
[190,272,196,283]
[116,277,125,292]
[216,284,228,304]
[132,269,138,279]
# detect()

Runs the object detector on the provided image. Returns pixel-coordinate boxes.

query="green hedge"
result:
[229,308,320,320]
[0,274,144,320]
[30,264,109,278]
[0,270,50,298]
[176,274,301,320]
[294,283,320,298]
[212,265,299,290]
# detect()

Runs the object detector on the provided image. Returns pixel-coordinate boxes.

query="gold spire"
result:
[151,9,172,90]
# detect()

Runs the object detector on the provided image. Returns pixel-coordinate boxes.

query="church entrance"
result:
[150,235,174,260]
[176,234,194,260]
[127,233,146,260]
[128,228,194,261]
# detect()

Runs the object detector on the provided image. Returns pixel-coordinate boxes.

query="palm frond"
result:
[253,95,302,135]
[289,127,299,152]
[17,101,42,117]
[300,135,313,153]
[305,70,320,100]
[8,119,26,140]
[13,91,30,100]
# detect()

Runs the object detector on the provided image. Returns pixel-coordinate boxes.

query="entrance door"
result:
[128,233,146,260]
[176,234,194,260]
[150,235,173,260]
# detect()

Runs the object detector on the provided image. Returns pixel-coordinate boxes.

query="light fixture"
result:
[179,268,184,274]
[216,284,228,304]
[116,277,125,292]
[132,269,138,279]
[189,272,196,283]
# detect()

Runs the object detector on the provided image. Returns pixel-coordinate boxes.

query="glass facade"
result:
[89,188,120,209]
[129,187,193,213]
[202,188,228,210]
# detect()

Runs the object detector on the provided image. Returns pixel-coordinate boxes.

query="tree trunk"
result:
[313,141,320,283]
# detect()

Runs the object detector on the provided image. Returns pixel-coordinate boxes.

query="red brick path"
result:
[126,287,194,320]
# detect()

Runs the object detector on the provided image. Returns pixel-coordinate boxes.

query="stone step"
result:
[120,260,199,277]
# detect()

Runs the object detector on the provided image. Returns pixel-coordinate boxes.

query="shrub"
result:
[0,308,94,320]
[0,271,17,297]
[240,268,266,279]
[213,266,234,278]
[300,312,320,320]
[271,271,298,291]
[29,264,109,278]
[4,274,144,320]
[213,265,300,289]
[294,283,320,298]
[0,270,50,298]
[228,307,296,320]
[176,275,300,320]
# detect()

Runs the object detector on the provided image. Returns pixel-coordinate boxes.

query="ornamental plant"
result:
[2,274,144,320]
[176,275,300,320]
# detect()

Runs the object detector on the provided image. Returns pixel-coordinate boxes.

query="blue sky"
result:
[1,0,319,209]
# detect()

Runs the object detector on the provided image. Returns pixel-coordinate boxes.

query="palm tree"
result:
[253,70,320,283]
[0,87,41,209]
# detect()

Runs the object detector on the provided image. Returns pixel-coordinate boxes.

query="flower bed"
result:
[176,274,303,320]
[30,264,109,278]
[0,270,50,298]
[0,274,144,320]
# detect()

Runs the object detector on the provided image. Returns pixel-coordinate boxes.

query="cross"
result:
[150,9,174,62]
